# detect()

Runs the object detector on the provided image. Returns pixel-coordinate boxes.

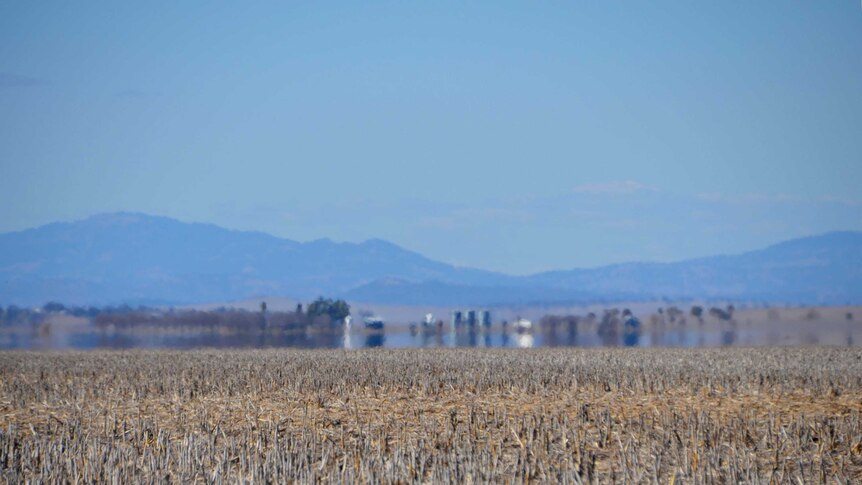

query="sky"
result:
[1,1,861,274]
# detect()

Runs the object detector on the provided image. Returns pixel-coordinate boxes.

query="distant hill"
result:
[0,212,860,306]
[0,213,507,306]
[521,231,862,304]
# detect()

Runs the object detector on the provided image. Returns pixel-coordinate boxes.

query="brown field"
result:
[1,348,862,483]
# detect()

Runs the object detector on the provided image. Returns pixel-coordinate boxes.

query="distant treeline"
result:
[0,302,110,326]
[0,298,351,332]
[1,301,850,331]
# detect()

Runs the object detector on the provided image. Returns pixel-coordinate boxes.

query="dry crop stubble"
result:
[1,348,861,483]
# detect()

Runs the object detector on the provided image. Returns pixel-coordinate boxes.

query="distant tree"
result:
[306,297,351,324]
[666,306,683,323]
[847,312,854,321]
[598,310,621,345]
[690,306,703,318]
[295,303,303,315]
[43,301,66,313]
[5,305,22,324]
[104,304,132,314]
[260,301,267,313]
[709,307,732,321]
[310,313,332,328]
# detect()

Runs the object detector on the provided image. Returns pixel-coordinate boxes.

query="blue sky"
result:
[1,1,861,274]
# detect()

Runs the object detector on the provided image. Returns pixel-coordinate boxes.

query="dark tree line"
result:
[0,298,351,332]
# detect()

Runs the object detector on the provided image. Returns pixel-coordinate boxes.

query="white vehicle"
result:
[514,318,533,332]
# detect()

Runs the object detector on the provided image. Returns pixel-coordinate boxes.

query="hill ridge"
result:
[1,213,860,306]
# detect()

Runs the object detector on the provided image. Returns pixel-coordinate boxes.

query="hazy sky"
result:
[1,1,861,274]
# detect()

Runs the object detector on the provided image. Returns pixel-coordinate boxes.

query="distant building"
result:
[451,309,491,328]
[451,311,463,328]
[466,310,477,327]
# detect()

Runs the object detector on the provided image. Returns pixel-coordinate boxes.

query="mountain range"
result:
[1,212,860,306]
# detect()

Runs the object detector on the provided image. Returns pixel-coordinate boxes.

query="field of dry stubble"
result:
[1,348,862,483]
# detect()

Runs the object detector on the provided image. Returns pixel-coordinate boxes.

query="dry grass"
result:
[1,348,861,483]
